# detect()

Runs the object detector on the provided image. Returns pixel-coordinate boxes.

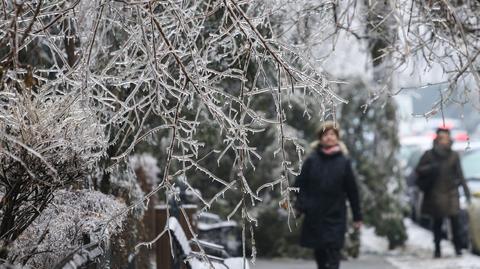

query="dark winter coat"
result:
[294,148,362,249]
[415,145,470,218]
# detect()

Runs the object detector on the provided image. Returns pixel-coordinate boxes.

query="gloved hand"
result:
[353,221,363,230]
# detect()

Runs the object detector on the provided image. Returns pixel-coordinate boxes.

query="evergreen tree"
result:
[339,79,407,249]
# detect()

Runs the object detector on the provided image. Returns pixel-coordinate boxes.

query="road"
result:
[252,255,395,269]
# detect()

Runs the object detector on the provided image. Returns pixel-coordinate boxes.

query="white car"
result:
[460,149,480,254]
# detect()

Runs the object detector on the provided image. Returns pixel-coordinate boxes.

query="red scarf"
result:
[321,145,341,155]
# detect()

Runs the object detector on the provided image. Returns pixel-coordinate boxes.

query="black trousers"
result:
[432,215,461,251]
[314,248,341,269]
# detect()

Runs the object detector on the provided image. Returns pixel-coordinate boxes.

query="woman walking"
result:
[415,127,471,257]
[294,121,362,269]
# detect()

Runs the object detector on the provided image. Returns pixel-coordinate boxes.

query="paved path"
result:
[386,253,480,269]
[251,220,480,269]
[252,255,395,269]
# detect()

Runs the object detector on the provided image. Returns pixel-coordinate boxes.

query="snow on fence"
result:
[154,205,249,269]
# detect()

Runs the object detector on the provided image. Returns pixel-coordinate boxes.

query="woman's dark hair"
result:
[316,121,340,139]
[436,127,451,136]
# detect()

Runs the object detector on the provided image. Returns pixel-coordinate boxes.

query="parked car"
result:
[399,137,430,226]
[460,149,480,254]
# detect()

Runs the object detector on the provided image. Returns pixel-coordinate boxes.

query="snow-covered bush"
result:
[0,87,107,258]
[7,189,124,268]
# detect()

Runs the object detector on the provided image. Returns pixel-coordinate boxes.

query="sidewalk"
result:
[253,255,395,269]
[253,219,480,269]
[362,219,480,269]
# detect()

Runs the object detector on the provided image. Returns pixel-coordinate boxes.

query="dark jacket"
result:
[416,146,470,218]
[294,148,362,249]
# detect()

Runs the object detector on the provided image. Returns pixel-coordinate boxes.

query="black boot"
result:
[455,246,462,257]
[434,242,441,258]
[432,218,443,258]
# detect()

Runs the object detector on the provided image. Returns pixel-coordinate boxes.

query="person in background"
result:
[415,127,471,258]
[294,121,362,269]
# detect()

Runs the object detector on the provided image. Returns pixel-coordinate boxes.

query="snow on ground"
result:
[361,219,480,269]
[388,255,480,269]
[253,256,395,269]
[360,225,390,254]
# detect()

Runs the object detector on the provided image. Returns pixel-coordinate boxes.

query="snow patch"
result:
[361,219,480,268]
[388,256,480,269]
[197,221,238,231]
[360,226,390,254]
